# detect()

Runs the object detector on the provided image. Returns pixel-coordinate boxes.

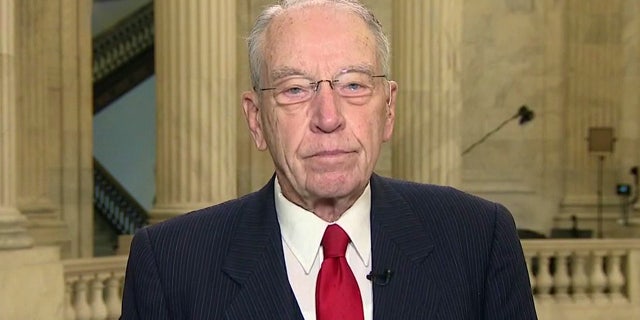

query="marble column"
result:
[52,0,94,257]
[0,3,64,312]
[391,0,463,186]
[152,0,238,223]
[16,0,67,248]
[0,0,34,250]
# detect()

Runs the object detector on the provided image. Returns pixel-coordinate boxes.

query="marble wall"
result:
[460,0,640,234]
[460,0,561,232]
[0,247,64,319]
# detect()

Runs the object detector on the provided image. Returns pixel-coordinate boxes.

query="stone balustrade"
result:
[63,256,127,320]
[522,239,640,319]
[60,239,640,319]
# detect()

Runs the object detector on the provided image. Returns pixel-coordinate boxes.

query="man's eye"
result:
[282,86,306,96]
[345,82,364,91]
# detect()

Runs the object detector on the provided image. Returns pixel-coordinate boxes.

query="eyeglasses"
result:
[258,71,387,106]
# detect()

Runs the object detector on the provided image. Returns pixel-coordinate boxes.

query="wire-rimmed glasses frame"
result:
[257,71,387,106]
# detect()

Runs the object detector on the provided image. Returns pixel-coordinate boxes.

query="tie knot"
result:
[321,224,350,258]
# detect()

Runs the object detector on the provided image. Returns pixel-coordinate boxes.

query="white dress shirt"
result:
[275,178,373,320]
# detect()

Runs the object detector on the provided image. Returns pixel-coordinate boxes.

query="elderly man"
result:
[121,1,537,319]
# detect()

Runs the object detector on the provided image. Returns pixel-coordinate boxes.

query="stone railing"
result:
[63,256,128,320]
[61,240,640,319]
[522,239,640,320]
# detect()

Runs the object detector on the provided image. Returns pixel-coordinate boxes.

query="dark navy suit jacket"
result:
[121,174,537,319]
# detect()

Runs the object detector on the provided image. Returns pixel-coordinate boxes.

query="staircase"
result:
[92,2,155,255]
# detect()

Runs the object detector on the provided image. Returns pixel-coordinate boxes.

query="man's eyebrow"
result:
[269,67,309,81]
[268,64,378,81]
[338,64,376,75]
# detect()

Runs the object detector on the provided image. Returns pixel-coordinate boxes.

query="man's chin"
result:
[306,176,364,199]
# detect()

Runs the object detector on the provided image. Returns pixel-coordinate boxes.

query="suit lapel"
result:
[222,178,303,320]
[370,175,441,319]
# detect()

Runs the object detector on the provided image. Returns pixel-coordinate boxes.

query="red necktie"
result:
[316,224,364,320]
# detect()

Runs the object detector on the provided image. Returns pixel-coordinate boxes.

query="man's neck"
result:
[275,177,365,222]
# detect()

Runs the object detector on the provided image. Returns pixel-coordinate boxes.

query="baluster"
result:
[554,250,571,302]
[65,277,78,320]
[118,46,125,63]
[90,273,108,320]
[536,251,553,301]
[589,250,607,303]
[607,250,626,303]
[571,250,589,303]
[105,272,124,320]
[74,276,92,320]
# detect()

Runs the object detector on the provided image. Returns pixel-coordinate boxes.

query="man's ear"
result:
[382,80,397,142]
[241,91,268,150]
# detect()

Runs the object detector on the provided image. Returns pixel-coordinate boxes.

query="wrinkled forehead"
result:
[261,5,379,78]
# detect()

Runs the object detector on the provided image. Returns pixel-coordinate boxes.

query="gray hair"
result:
[246,0,390,91]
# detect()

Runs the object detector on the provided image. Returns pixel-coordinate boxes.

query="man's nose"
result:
[310,81,344,133]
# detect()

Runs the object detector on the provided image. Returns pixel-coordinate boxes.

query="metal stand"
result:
[596,155,605,238]
[587,127,615,239]
[620,197,629,226]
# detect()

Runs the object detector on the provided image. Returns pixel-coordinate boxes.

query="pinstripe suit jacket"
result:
[121,174,537,319]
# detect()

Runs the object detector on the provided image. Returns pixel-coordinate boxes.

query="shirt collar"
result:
[275,177,372,274]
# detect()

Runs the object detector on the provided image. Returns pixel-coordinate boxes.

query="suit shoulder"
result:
[380,176,496,208]
[141,191,262,239]
[376,176,511,226]
[374,176,519,261]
